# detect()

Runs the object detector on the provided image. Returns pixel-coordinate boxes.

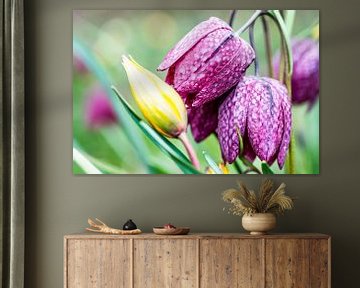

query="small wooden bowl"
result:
[153,227,190,235]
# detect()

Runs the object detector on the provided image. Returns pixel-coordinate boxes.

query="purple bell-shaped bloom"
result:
[273,38,319,105]
[85,86,117,129]
[158,17,255,108]
[218,76,292,169]
[188,95,225,142]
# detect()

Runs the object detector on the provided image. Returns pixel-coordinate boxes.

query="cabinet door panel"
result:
[310,239,330,288]
[134,239,198,288]
[265,239,310,288]
[200,239,264,288]
[66,239,131,288]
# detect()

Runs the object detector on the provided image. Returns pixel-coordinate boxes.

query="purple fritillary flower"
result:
[84,86,117,129]
[273,38,319,106]
[218,76,291,169]
[188,95,225,142]
[158,17,255,108]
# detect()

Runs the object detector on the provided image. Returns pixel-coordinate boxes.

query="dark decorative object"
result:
[123,219,137,230]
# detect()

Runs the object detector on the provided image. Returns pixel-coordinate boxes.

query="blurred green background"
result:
[73,10,319,174]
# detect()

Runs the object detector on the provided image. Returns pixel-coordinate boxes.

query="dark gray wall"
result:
[25,0,360,287]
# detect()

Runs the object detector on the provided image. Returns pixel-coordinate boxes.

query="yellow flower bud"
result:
[205,163,230,174]
[122,55,187,138]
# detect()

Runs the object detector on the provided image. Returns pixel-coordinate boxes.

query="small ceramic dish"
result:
[153,227,190,235]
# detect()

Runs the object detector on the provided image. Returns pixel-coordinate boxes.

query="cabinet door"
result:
[309,239,330,288]
[200,239,264,288]
[133,239,198,288]
[66,239,131,288]
[265,239,310,288]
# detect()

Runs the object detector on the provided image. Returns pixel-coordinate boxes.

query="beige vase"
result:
[242,213,276,235]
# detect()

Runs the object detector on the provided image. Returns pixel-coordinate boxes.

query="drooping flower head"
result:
[218,76,292,169]
[188,95,225,142]
[158,17,255,108]
[273,38,319,106]
[85,86,117,129]
[122,56,187,138]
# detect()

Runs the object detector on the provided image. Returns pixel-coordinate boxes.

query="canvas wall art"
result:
[73,10,319,174]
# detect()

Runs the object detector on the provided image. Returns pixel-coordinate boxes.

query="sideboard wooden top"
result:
[65,232,330,240]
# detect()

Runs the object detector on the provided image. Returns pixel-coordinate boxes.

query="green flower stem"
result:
[278,40,285,83]
[266,10,295,174]
[285,71,295,174]
[234,10,296,173]
[270,10,293,74]
[275,11,295,174]
[287,128,296,174]
[235,10,263,35]
[234,160,243,174]
[228,10,237,27]
[178,132,200,170]
[261,16,274,78]
[239,156,262,174]
[249,23,259,76]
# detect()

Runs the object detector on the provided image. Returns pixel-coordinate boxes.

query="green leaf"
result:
[73,145,102,174]
[100,126,141,172]
[233,161,243,174]
[236,126,244,155]
[261,162,274,174]
[203,151,223,174]
[147,165,171,174]
[73,38,152,172]
[74,140,128,174]
[85,155,126,174]
[111,86,201,174]
[173,159,201,175]
[269,10,293,75]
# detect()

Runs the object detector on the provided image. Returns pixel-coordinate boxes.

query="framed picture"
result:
[73,10,319,175]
